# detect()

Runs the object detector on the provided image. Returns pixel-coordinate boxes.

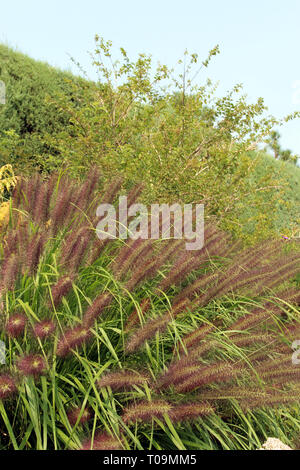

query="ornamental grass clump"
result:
[0,168,299,450]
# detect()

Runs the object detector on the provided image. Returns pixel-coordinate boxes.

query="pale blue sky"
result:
[1,0,300,155]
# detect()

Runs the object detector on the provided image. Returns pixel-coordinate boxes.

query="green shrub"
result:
[0,44,95,172]
[237,151,300,241]
[41,37,298,241]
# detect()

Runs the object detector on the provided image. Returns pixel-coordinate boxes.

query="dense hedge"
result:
[0,44,94,171]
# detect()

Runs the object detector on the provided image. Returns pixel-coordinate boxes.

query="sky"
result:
[0,0,300,156]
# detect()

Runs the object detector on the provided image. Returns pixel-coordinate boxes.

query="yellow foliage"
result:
[0,164,18,200]
[0,164,18,233]
[0,201,9,230]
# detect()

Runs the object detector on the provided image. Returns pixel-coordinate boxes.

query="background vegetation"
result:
[0,39,299,242]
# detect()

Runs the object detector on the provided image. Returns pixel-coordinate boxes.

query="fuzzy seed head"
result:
[0,374,17,400]
[50,275,75,308]
[98,370,149,391]
[56,325,92,357]
[80,431,122,450]
[122,400,172,424]
[33,320,56,339]
[67,406,92,427]
[17,354,47,378]
[5,314,27,338]
[170,402,214,422]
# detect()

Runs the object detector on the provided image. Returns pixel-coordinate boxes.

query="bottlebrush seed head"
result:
[97,370,149,391]
[74,166,100,210]
[62,227,89,269]
[50,275,75,308]
[112,238,147,278]
[17,354,47,378]
[229,309,272,332]
[174,362,244,393]
[157,362,203,390]
[239,391,300,411]
[124,256,159,292]
[169,402,215,423]
[83,293,112,327]
[33,183,48,224]
[5,314,27,338]
[85,238,110,266]
[33,320,56,339]
[17,222,30,266]
[0,374,17,400]
[125,300,189,353]
[124,297,151,333]
[26,233,46,275]
[80,431,123,450]
[51,187,73,234]
[258,367,300,385]
[56,325,92,357]
[0,253,19,292]
[67,406,92,427]
[43,174,56,221]
[25,175,39,212]
[3,231,18,258]
[67,233,91,273]
[122,400,172,424]
[125,313,171,353]
[178,324,214,354]
[122,184,144,219]
[158,251,194,293]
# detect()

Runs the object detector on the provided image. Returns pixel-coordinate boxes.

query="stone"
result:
[259,437,292,450]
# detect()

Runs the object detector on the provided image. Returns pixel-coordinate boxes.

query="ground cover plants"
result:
[0,168,299,450]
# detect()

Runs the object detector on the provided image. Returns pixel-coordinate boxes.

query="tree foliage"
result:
[266,130,299,165]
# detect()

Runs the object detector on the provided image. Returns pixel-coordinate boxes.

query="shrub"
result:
[42,37,299,241]
[0,44,95,172]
